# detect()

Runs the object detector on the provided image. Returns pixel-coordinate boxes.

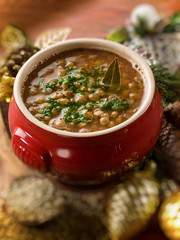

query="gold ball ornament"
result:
[106,171,160,240]
[159,191,180,240]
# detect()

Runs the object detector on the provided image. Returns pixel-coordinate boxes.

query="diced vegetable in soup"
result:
[23,49,144,133]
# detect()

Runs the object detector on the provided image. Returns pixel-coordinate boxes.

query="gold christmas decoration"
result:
[34,27,72,49]
[0,191,108,240]
[106,171,160,240]
[143,159,158,175]
[6,176,65,225]
[0,74,14,102]
[160,178,179,199]
[1,24,30,53]
[159,191,180,240]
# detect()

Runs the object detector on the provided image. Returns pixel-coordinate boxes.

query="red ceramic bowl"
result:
[9,38,163,185]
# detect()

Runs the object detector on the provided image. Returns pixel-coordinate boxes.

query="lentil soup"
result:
[23,49,144,133]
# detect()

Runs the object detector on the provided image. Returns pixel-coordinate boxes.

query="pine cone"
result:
[156,119,180,184]
[164,101,180,129]
[106,171,159,240]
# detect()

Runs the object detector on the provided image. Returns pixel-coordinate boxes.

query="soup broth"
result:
[23,49,144,133]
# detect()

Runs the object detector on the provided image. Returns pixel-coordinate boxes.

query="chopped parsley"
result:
[39,96,129,122]
[63,106,91,123]
[99,98,129,110]
[37,65,130,124]
[65,66,73,70]
[38,79,58,91]
[38,65,106,95]
[39,98,62,117]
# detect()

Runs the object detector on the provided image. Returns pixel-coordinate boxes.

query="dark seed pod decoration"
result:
[0,46,39,102]
[1,46,39,77]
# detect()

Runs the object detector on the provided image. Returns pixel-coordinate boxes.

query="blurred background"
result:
[0,0,179,55]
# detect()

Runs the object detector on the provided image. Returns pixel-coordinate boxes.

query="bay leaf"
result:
[102,57,121,90]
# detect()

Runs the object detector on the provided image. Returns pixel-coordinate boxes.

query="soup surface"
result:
[23,49,144,133]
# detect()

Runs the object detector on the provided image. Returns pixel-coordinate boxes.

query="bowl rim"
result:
[14,38,155,137]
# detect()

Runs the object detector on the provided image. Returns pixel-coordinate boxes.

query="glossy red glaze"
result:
[9,87,163,184]
[8,39,163,185]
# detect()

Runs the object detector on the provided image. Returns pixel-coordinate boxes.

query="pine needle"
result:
[150,62,180,108]
[134,17,148,37]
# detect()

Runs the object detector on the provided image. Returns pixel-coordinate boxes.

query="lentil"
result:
[79,128,89,133]
[100,117,109,125]
[88,93,100,101]
[110,111,119,119]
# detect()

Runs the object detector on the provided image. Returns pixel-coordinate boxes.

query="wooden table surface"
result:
[0,0,180,239]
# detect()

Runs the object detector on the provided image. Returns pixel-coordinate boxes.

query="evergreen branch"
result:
[150,62,180,108]
[134,17,148,37]
[164,12,180,33]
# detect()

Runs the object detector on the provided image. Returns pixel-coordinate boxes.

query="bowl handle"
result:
[11,127,50,172]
